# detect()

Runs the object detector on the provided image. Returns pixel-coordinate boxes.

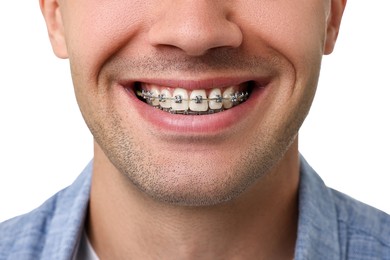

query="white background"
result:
[0,1,389,222]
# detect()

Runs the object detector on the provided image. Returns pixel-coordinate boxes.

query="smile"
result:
[135,82,253,115]
[121,78,268,133]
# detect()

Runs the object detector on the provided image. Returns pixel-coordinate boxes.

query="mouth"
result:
[133,80,258,115]
[120,78,269,134]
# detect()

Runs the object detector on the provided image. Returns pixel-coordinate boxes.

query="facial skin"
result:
[40,0,345,206]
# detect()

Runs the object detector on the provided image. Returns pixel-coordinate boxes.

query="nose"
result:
[148,1,243,56]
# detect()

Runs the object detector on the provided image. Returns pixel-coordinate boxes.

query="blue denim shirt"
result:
[1,158,390,259]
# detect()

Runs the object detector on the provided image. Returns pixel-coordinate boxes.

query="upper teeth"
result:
[136,87,249,115]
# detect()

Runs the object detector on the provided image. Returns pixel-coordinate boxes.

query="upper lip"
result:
[119,77,270,91]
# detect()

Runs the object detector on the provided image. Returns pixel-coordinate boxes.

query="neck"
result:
[87,140,299,259]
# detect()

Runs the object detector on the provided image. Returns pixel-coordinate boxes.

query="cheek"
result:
[241,0,327,112]
[62,0,149,80]
[237,1,327,127]
[240,0,327,69]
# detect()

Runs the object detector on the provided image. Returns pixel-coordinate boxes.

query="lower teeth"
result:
[136,89,249,115]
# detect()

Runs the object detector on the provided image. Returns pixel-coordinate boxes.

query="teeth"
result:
[159,89,172,108]
[150,87,160,106]
[222,87,234,109]
[171,88,189,111]
[189,90,208,112]
[137,85,249,115]
[208,88,223,110]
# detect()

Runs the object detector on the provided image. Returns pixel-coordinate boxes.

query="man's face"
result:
[43,0,344,205]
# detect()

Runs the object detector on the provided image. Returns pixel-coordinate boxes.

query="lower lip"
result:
[121,84,267,135]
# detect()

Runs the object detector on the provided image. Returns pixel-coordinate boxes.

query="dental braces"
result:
[136,89,249,115]
[136,90,249,104]
[161,107,226,115]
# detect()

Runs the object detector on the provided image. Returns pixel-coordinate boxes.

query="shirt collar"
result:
[294,155,341,259]
[47,161,93,260]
